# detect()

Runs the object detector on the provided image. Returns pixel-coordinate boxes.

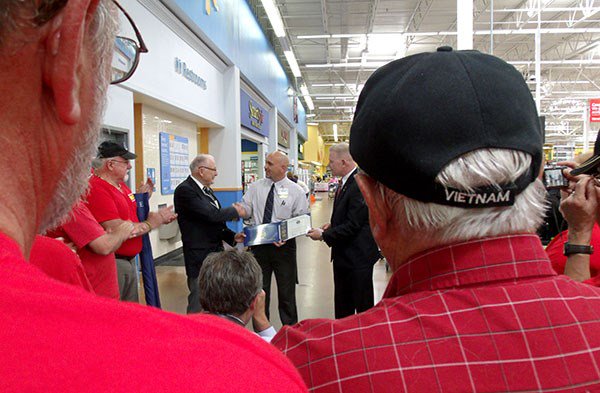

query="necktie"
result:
[262,184,275,224]
[335,179,343,199]
[204,187,219,207]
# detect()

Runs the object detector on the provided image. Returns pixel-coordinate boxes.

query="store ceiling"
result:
[248,0,600,146]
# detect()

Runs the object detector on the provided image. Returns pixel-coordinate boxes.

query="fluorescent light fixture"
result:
[304,95,314,111]
[306,62,388,69]
[260,0,286,38]
[312,83,347,87]
[299,84,314,111]
[306,114,316,118]
[307,122,318,126]
[319,106,355,110]
[283,50,302,77]
[333,124,338,142]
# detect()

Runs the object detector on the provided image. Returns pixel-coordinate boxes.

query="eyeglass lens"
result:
[112,37,139,84]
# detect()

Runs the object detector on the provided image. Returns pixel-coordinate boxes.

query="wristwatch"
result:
[563,243,594,256]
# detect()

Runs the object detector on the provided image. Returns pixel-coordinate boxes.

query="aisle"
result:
[152,192,391,329]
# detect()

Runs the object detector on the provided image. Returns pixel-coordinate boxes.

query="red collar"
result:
[384,234,556,297]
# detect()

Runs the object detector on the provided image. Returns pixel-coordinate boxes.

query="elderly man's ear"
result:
[355,173,389,240]
[42,0,102,125]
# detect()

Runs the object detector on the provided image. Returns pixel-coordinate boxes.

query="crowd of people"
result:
[2,0,600,390]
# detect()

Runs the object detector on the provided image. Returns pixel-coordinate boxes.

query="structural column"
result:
[457,0,473,50]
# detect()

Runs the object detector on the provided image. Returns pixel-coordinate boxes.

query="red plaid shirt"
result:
[273,234,600,392]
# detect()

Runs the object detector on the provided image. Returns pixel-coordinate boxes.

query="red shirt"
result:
[545,224,600,287]
[29,235,94,293]
[86,175,141,257]
[273,235,600,392]
[0,233,307,391]
[47,202,120,299]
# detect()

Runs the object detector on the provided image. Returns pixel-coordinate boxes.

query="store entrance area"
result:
[148,194,391,329]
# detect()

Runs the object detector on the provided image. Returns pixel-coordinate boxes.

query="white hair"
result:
[190,154,213,172]
[377,149,547,244]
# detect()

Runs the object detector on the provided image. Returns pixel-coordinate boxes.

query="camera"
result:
[543,166,569,189]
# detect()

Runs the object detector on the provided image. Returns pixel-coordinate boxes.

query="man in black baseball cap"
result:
[96,141,138,160]
[273,48,600,391]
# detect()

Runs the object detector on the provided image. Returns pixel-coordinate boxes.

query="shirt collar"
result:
[269,177,289,187]
[340,167,356,187]
[190,175,208,192]
[383,234,556,298]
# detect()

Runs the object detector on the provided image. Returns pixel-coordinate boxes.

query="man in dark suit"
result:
[307,143,380,318]
[174,154,245,313]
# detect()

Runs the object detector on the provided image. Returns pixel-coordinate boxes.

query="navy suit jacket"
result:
[174,176,238,277]
[322,170,380,270]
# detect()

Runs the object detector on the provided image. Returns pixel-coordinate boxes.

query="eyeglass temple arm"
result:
[112,0,148,53]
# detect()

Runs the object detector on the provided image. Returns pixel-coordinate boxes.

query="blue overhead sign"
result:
[241,90,270,137]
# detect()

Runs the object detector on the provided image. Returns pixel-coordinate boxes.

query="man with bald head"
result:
[240,151,309,325]
[0,0,308,389]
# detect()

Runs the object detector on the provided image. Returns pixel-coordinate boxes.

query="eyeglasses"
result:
[200,166,217,172]
[110,159,130,166]
[111,0,148,85]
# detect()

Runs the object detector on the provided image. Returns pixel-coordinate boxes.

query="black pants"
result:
[251,239,297,325]
[333,265,374,319]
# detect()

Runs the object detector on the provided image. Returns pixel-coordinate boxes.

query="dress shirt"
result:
[273,234,600,392]
[339,167,356,189]
[190,176,219,208]
[241,177,309,225]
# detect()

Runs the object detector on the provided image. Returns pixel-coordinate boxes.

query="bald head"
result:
[265,151,289,182]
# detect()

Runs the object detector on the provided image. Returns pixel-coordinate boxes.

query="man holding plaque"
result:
[239,151,309,326]
[307,142,380,318]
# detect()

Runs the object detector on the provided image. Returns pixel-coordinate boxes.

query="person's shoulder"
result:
[0,268,307,392]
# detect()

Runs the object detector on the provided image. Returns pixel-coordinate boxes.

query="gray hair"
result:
[38,0,118,233]
[189,154,212,172]
[329,142,351,158]
[91,157,108,170]
[377,149,547,244]
[199,250,263,316]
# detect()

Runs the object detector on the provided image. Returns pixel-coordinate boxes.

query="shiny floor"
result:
[151,193,391,329]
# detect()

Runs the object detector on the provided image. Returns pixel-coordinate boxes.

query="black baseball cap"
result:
[570,132,600,176]
[350,46,543,208]
[96,141,137,160]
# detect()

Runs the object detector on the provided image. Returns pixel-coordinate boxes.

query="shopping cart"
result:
[328,182,338,199]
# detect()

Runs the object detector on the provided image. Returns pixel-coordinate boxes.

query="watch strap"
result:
[563,243,594,256]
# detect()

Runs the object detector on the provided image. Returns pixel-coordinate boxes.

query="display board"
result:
[159,132,189,194]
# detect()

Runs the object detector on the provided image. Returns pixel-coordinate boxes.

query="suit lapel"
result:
[332,169,356,214]
[188,177,220,209]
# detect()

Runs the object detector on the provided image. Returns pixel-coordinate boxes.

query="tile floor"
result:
[148,193,391,329]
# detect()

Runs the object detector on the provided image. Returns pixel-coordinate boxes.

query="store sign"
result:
[278,126,290,148]
[591,99,600,123]
[174,57,207,90]
[241,90,270,137]
[205,0,219,15]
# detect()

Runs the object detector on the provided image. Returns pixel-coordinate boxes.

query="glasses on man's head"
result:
[111,0,148,85]
[200,166,217,172]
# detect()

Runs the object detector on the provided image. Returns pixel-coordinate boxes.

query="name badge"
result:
[277,188,289,199]
[129,193,135,202]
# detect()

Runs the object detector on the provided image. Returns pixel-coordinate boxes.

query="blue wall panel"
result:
[215,190,244,232]
[170,0,307,138]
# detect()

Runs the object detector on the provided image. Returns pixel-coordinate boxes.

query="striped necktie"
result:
[262,183,275,224]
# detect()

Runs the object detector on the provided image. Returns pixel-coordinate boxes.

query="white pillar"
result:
[457,0,473,50]
[268,107,278,153]
[211,65,242,190]
[290,127,299,171]
[535,2,541,112]
[583,105,591,152]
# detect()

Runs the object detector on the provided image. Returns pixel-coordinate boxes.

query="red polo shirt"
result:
[273,234,600,392]
[47,202,120,299]
[86,175,141,257]
[545,224,600,287]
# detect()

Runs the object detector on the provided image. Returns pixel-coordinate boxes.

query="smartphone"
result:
[543,166,569,189]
